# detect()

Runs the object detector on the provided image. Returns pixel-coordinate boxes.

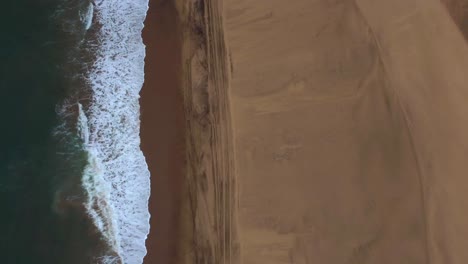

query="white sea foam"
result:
[77,1,151,263]
[78,103,119,251]
[79,3,94,31]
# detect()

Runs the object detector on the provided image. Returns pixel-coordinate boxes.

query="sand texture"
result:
[224,0,468,263]
[441,0,468,38]
[170,0,240,263]
[142,0,468,263]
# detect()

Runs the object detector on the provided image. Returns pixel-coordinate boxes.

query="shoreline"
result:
[141,1,186,263]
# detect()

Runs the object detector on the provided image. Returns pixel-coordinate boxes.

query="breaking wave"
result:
[75,0,151,263]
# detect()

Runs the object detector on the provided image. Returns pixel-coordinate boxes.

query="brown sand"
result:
[141,1,185,264]
[141,0,468,263]
[175,1,240,263]
[141,1,238,263]
[441,0,468,38]
[224,0,468,263]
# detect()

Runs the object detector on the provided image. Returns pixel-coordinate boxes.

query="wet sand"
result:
[141,1,185,263]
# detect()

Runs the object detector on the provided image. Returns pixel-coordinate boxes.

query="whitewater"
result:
[76,0,151,263]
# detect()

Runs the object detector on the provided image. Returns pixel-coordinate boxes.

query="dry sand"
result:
[224,0,468,263]
[441,0,468,38]
[141,0,468,263]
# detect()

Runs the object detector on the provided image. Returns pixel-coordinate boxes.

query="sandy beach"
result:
[142,1,239,263]
[141,0,468,263]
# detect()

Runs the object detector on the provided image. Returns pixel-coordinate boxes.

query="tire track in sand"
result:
[177,0,240,263]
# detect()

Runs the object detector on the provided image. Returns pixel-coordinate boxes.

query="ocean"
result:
[0,1,151,263]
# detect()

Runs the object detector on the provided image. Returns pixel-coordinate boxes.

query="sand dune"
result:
[143,0,468,263]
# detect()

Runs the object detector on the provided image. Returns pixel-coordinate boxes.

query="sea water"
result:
[0,0,151,263]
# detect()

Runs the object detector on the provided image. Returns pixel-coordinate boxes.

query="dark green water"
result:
[0,1,104,263]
